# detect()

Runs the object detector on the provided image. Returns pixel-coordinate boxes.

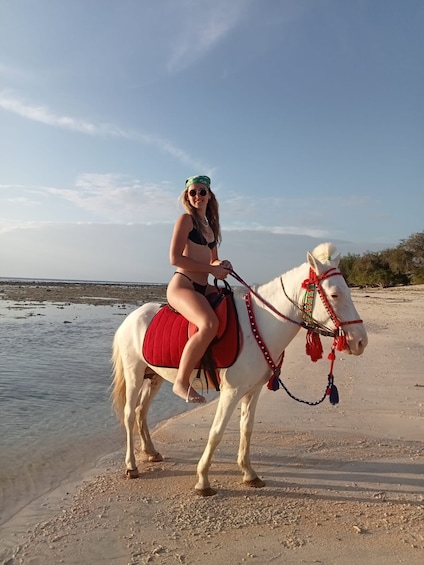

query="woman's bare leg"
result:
[174,328,216,402]
[167,283,218,402]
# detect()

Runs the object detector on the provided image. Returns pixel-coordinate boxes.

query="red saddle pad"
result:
[143,291,240,369]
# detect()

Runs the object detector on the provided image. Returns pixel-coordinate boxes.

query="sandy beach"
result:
[1,283,423,564]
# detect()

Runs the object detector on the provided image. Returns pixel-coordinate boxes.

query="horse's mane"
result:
[311,242,338,263]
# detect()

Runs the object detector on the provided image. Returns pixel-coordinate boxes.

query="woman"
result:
[167,175,232,403]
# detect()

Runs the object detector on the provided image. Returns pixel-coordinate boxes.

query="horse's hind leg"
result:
[238,387,265,488]
[123,363,145,478]
[135,372,164,463]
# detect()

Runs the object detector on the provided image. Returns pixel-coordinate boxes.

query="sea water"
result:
[0,298,203,527]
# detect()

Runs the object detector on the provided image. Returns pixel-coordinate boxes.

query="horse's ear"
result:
[307,251,324,273]
[332,253,341,268]
[308,248,341,271]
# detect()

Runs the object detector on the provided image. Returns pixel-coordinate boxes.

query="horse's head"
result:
[305,243,368,356]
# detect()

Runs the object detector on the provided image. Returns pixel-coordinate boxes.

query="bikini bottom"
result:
[174,272,208,295]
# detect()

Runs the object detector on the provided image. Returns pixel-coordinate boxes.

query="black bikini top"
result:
[188,226,217,249]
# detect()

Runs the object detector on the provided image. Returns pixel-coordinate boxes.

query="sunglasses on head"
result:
[188,188,208,197]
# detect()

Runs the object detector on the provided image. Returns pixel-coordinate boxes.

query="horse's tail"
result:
[111,332,126,426]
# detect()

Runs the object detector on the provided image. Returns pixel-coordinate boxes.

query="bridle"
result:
[299,266,363,336]
[230,267,362,337]
[230,267,363,405]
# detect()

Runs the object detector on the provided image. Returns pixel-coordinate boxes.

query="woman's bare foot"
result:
[173,383,206,404]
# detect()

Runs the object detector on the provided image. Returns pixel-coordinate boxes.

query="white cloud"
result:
[0,91,209,170]
[0,176,181,227]
[0,91,126,136]
[45,173,180,222]
[167,0,248,73]
[0,175,376,242]
[3,196,37,205]
[225,224,331,238]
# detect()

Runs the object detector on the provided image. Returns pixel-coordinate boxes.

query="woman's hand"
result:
[220,259,233,271]
[211,262,231,280]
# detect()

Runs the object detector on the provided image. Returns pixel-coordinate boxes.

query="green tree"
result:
[399,231,424,265]
[339,253,360,284]
[342,252,401,287]
[339,231,424,288]
[380,247,413,275]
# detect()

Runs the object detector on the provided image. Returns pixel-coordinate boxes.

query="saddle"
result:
[142,282,240,390]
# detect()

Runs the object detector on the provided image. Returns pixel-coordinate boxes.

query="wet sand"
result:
[1,284,423,564]
[0,281,167,306]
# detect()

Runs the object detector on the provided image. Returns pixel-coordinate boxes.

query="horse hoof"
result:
[243,477,265,488]
[126,468,140,479]
[195,487,217,497]
[147,452,163,463]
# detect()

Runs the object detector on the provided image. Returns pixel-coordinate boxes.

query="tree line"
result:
[339,231,424,288]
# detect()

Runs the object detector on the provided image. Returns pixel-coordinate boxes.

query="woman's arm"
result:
[210,244,233,274]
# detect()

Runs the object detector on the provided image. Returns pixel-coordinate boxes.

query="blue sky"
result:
[1,0,422,283]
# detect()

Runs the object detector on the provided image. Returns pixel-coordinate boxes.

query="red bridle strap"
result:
[302,267,363,329]
[244,292,284,390]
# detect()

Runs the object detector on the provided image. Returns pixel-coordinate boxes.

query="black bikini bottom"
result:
[174,272,208,295]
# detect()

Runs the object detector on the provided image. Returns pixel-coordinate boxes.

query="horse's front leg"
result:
[136,372,164,462]
[238,386,265,488]
[195,386,240,496]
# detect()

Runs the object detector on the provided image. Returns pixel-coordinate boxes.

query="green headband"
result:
[185,175,211,189]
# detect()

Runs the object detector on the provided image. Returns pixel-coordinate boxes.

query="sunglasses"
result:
[188,188,208,197]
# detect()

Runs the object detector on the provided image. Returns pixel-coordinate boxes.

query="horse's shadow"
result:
[136,451,424,506]
[257,452,424,488]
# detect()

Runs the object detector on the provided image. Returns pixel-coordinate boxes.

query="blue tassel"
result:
[267,368,281,391]
[268,375,280,391]
[329,383,339,405]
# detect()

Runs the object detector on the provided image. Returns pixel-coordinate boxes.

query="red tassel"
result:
[305,331,323,362]
[336,334,347,351]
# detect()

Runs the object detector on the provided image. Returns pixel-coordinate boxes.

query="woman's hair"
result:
[179,187,222,245]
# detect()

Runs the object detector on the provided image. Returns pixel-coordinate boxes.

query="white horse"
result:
[111,243,368,496]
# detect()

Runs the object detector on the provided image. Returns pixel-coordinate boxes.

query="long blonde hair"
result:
[179,187,222,245]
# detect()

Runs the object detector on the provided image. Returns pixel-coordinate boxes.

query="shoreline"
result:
[1,284,423,563]
[0,281,168,306]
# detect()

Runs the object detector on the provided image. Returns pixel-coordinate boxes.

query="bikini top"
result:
[188,226,217,249]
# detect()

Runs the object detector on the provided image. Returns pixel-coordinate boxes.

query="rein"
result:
[230,268,363,406]
[230,270,306,329]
